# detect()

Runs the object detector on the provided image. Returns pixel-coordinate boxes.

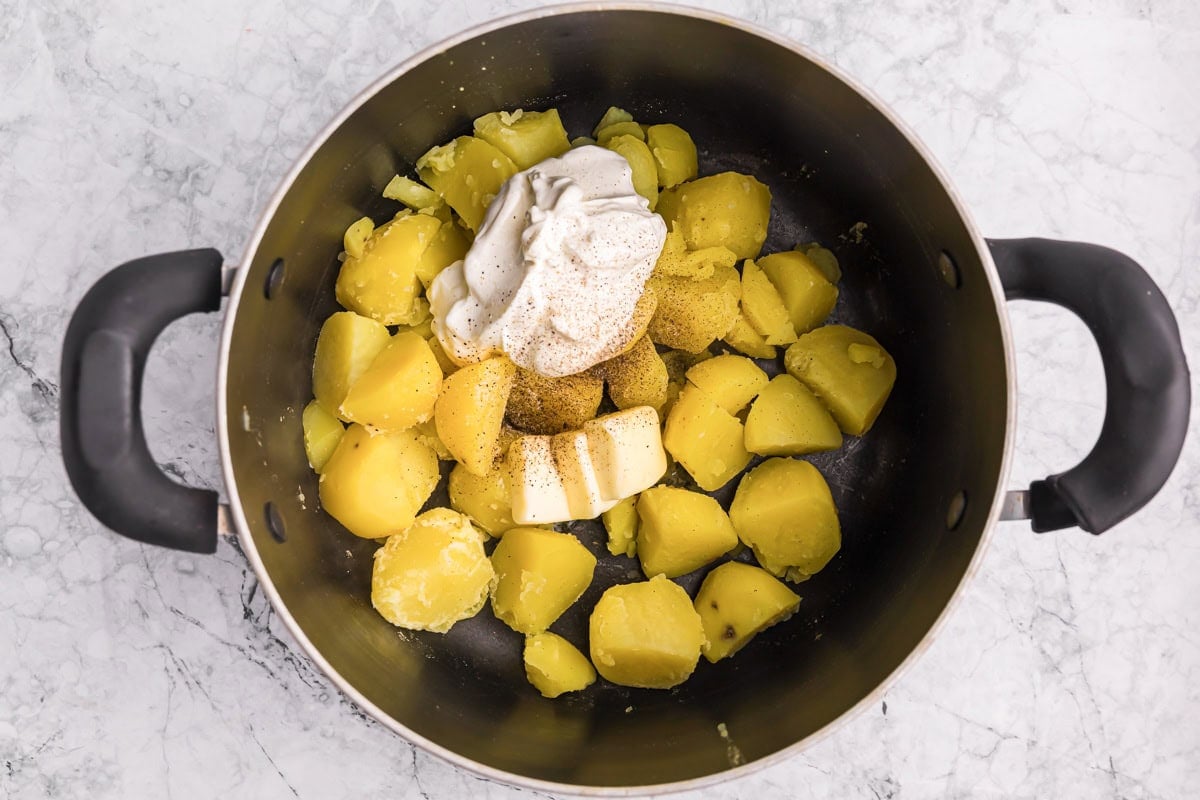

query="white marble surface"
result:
[2,0,1198,797]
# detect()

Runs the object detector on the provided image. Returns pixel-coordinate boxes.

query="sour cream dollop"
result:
[428,146,667,377]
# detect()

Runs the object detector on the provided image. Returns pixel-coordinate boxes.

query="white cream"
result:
[429,146,667,377]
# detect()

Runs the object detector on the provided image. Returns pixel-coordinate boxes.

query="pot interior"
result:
[223,7,1009,789]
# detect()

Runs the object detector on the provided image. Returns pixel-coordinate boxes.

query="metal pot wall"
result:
[58,5,1189,794]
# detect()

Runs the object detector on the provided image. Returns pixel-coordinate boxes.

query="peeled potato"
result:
[595,335,668,413]
[653,226,737,280]
[302,399,344,473]
[645,124,698,187]
[741,258,798,345]
[588,574,705,689]
[473,108,570,170]
[506,367,603,435]
[448,461,516,536]
[662,383,750,491]
[413,220,469,289]
[319,425,440,539]
[592,106,633,136]
[744,374,842,455]
[695,562,800,662]
[490,527,597,634]
[435,356,517,475]
[729,458,841,582]
[339,332,442,430]
[605,134,658,209]
[601,496,638,557]
[524,632,596,698]
[656,172,771,259]
[416,136,518,231]
[684,354,769,415]
[595,120,644,145]
[336,214,442,325]
[636,486,738,579]
[383,174,440,210]
[722,314,777,359]
[647,264,741,353]
[757,250,839,334]
[371,508,495,633]
[784,325,897,436]
[311,311,391,422]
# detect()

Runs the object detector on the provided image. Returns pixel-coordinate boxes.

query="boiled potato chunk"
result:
[302,399,344,473]
[662,383,751,491]
[653,226,737,280]
[448,461,515,536]
[645,123,698,187]
[757,250,839,334]
[729,458,841,581]
[636,486,738,578]
[592,106,633,135]
[342,216,373,259]
[797,242,842,283]
[339,332,442,430]
[435,356,517,475]
[695,562,801,662]
[656,172,771,259]
[336,214,442,325]
[426,335,458,375]
[784,325,897,436]
[383,174,440,210]
[744,374,842,455]
[371,508,495,633]
[723,314,776,359]
[490,527,597,634]
[647,264,741,353]
[684,354,769,415]
[319,425,440,539]
[596,335,668,413]
[416,136,518,231]
[524,632,597,698]
[413,418,452,460]
[413,220,469,289]
[602,496,638,557]
[595,121,644,145]
[506,367,603,435]
[473,108,570,170]
[605,134,658,208]
[588,574,705,689]
[741,259,797,345]
[312,311,390,419]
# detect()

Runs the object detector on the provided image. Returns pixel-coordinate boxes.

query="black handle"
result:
[989,238,1190,534]
[60,249,224,553]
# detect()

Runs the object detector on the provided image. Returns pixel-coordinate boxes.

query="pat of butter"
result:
[552,430,613,520]
[508,435,572,525]
[583,406,667,502]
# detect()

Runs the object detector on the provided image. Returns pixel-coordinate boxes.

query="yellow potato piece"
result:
[647,264,741,353]
[684,354,769,415]
[382,175,440,210]
[741,259,798,345]
[605,134,658,209]
[729,458,841,582]
[656,172,771,259]
[416,135,518,231]
[490,527,597,634]
[342,216,374,259]
[524,632,596,698]
[506,367,603,435]
[645,124,698,188]
[302,399,344,473]
[311,311,391,420]
[595,335,668,413]
[796,242,842,283]
[473,108,570,170]
[448,461,515,536]
[413,220,469,289]
[435,356,517,476]
[592,106,633,136]
[339,332,442,430]
[695,562,800,662]
[636,486,738,579]
[662,383,751,491]
[722,314,777,359]
[318,425,440,539]
[744,374,842,456]
[588,574,705,689]
[784,325,897,436]
[336,214,442,325]
[412,418,452,460]
[426,335,458,375]
[594,120,645,145]
[601,495,638,557]
[371,508,495,633]
[757,250,839,335]
[653,226,737,280]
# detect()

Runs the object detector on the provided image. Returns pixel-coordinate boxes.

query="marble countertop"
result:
[3,0,1197,797]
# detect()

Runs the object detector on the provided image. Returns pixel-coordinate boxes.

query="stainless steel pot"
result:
[59,4,1190,794]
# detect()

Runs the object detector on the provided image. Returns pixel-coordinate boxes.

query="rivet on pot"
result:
[946,490,968,530]
[263,258,286,299]
[264,501,287,542]
[937,251,961,289]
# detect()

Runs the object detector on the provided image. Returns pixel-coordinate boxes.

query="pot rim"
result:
[216,2,1017,795]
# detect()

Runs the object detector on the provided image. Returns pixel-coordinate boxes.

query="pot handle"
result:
[60,249,225,553]
[988,238,1190,533]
